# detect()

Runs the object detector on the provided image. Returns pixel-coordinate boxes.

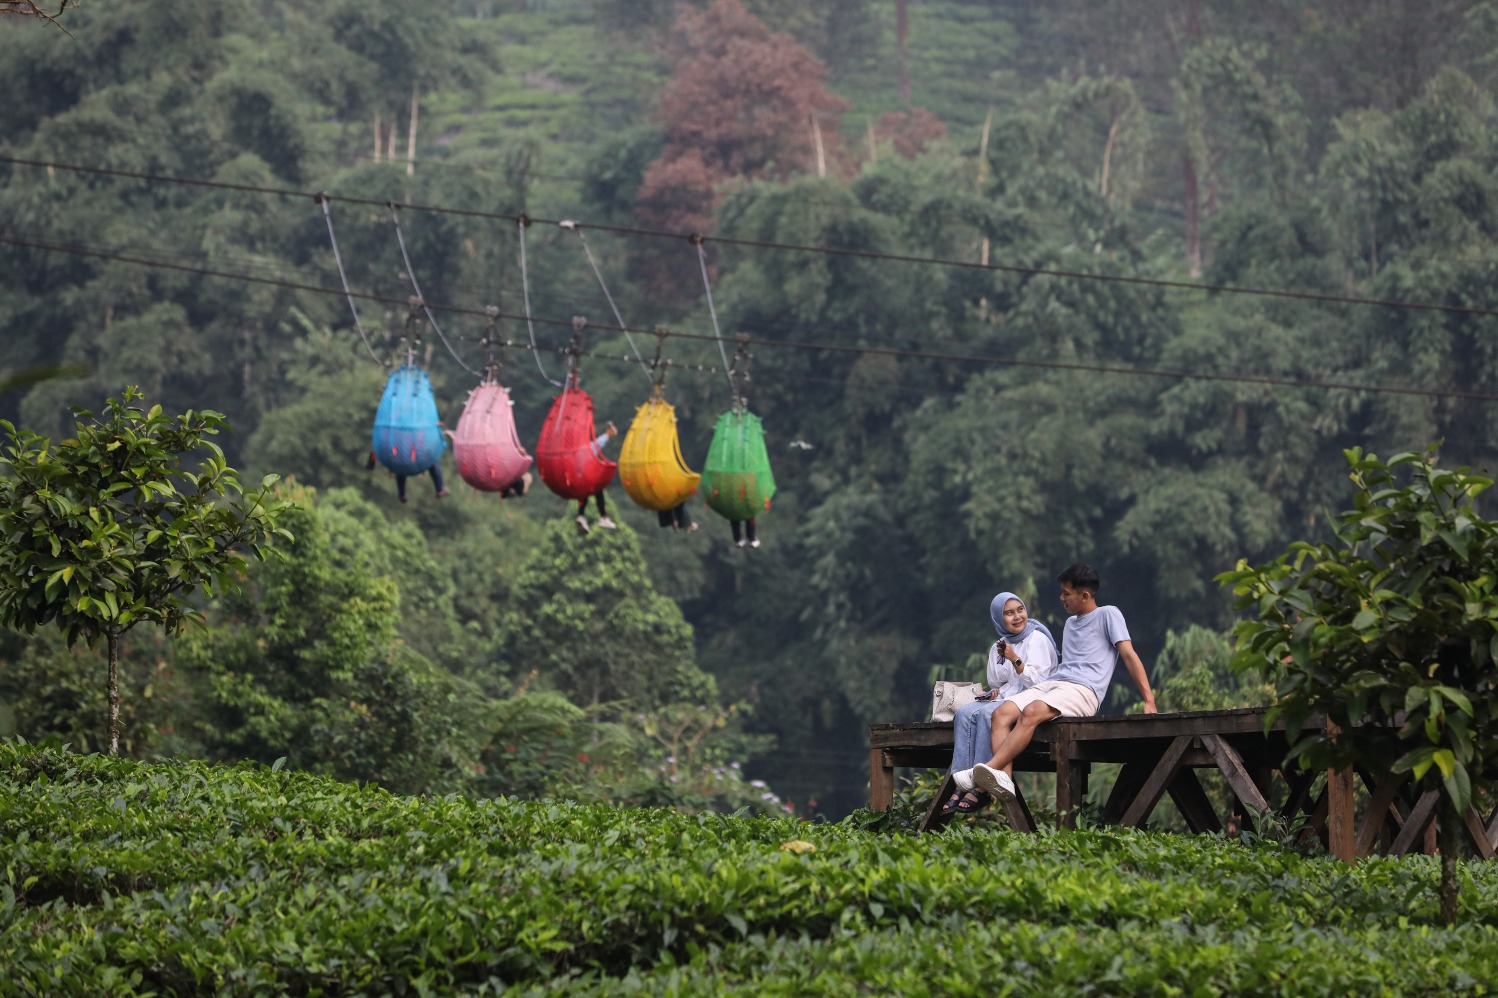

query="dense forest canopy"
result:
[3,0,1498,816]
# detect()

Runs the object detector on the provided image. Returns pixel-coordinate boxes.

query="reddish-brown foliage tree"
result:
[871,108,947,160]
[637,0,849,238]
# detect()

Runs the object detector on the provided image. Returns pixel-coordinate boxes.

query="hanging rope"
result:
[560,219,653,385]
[649,327,670,389]
[389,204,480,376]
[693,235,737,396]
[728,333,753,410]
[317,194,382,364]
[517,215,564,388]
[402,297,423,368]
[481,305,502,383]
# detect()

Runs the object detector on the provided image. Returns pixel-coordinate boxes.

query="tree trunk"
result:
[107,631,120,755]
[1439,805,1460,926]
[978,107,993,266]
[810,115,826,178]
[1183,152,1202,277]
[1100,112,1120,200]
[373,109,382,163]
[406,85,419,177]
[896,0,910,105]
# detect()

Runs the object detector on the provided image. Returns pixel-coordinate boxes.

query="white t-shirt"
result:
[1051,605,1132,702]
[986,628,1059,699]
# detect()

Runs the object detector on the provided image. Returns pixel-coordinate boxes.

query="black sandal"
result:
[938,792,965,816]
[952,789,993,813]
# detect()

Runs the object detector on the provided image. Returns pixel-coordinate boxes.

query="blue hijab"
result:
[990,591,1057,653]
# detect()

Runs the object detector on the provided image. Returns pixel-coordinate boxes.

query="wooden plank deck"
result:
[869,707,1498,858]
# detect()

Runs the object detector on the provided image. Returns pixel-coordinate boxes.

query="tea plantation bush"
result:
[4,742,1498,995]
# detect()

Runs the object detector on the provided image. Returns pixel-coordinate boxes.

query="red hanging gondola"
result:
[535,377,617,501]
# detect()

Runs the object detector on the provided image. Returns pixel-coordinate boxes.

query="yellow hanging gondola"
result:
[618,385,701,512]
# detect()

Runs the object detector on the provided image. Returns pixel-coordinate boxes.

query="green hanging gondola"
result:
[701,405,775,522]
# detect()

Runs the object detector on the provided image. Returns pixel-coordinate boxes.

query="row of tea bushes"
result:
[4,742,1498,995]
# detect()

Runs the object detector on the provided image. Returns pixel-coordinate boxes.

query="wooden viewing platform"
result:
[870,707,1498,859]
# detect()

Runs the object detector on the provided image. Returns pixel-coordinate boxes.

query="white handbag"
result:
[929,681,984,722]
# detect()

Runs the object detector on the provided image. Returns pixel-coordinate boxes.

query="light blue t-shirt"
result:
[1051,605,1131,703]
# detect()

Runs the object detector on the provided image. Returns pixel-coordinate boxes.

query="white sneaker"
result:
[972,763,1016,802]
[750,538,761,548]
[951,768,975,792]
[596,516,617,530]
[735,538,747,548]
[575,514,591,535]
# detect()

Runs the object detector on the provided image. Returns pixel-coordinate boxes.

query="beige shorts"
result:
[1006,680,1100,718]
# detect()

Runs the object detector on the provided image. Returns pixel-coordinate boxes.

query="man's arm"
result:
[1115,639,1157,714]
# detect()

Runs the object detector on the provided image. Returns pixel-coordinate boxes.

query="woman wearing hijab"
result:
[940,591,1058,815]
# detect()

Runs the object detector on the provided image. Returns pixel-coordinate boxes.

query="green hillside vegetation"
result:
[6,742,1498,995]
[5,0,1498,817]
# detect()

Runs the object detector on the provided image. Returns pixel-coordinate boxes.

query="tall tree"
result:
[0,388,293,753]
[492,519,715,710]
[636,0,849,235]
[1221,447,1498,924]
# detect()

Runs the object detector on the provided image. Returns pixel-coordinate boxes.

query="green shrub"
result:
[4,742,1498,995]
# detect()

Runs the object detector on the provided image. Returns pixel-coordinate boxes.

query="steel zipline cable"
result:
[6,230,1498,404]
[7,153,1498,320]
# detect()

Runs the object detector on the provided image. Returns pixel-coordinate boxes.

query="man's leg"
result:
[952,701,1019,791]
[987,700,1061,773]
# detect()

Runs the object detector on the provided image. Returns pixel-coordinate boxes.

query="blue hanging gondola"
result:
[372,363,446,477]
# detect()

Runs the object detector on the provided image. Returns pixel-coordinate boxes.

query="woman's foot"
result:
[938,788,992,816]
[953,789,992,813]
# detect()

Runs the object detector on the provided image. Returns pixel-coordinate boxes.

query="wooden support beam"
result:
[919,772,958,834]
[1166,768,1222,833]
[1002,784,1036,833]
[1199,733,1270,813]
[1052,726,1085,829]
[1461,806,1496,860]
[1354,775,1407,858]
[1102,762,1153,824]
[1390,791,1439,856]
[1282,768,1316,821]
[1326,767,1356,862]
[869,747,895,812]
[1120,735,1194,827]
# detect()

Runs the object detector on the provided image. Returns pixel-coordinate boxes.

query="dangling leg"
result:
[395,474,409,503]
[431,463,449,498]
[731,520,744,547]
[595,491,616,529]
[576,497,591,534]
[746,517,759,548]
[676,503,697,532]
[658,509,675,530]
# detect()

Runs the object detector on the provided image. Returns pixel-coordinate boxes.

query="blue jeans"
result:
[950,699,1005,773]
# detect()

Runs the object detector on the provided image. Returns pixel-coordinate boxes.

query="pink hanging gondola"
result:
[452,380,533,492]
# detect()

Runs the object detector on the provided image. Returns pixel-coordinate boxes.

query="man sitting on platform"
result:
[953,562,1157,805]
